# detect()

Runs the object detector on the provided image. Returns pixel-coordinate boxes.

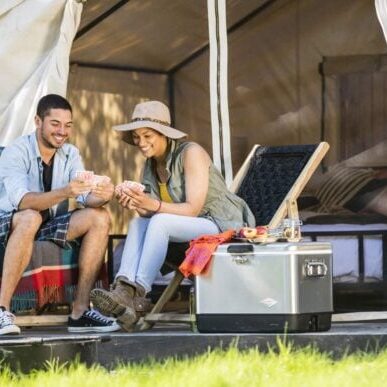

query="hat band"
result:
[131,117,170,126]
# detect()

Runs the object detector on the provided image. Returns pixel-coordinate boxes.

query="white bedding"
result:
[301,223,387,281]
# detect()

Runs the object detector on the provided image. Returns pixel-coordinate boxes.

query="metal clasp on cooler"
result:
[304,261,328,277]
[233,255,249,264]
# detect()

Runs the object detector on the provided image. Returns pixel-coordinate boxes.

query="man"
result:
[0,94,119,334]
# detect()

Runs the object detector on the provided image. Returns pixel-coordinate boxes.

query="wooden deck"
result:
[2,321,387,372]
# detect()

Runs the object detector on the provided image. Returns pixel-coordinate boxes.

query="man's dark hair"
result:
[36,94,72,119]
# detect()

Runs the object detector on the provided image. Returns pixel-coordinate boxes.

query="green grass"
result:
[2,342,387,386]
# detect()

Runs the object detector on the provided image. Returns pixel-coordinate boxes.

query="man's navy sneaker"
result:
[68,308,121,333]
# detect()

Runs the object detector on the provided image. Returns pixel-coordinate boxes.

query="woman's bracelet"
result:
[155,199,162,213]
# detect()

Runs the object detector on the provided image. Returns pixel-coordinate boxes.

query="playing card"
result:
[115,185,123,195]
[118,180,145,193]
[92,175,111,186]
[115,180,145,200]
[75,170,94,181]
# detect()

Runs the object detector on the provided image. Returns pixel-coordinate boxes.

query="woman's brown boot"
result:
[116,282,147,331]
[133,284,150,316]
[90,277,137,330]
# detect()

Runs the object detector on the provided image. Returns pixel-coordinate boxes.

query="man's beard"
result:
[41,132,64,149]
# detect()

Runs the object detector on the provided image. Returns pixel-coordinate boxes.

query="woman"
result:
[91,100,255,331]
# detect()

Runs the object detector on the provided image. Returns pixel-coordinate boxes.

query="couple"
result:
[0,94,255,335]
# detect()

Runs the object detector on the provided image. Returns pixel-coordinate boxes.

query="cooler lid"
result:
[214,242,332,255]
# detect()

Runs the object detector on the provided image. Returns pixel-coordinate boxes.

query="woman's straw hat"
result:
[113,100,187,145]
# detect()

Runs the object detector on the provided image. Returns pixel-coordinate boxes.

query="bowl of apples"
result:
[236,226,269,243]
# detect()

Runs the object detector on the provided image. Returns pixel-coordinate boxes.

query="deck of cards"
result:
[75,171,111,187]
[92,174,111,186]
[75,170,94,182]
[115,180,145,196]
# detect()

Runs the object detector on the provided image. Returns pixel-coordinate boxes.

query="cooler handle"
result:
[227,244,254,254]
[304,261,328,277]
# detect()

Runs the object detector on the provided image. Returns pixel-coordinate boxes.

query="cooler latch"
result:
[304,261,328,277]
[232,256,249,264]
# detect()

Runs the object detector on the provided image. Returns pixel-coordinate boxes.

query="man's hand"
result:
[90,181,115,202]
[65,179,94,198]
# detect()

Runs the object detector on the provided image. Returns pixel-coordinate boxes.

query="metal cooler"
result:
[195,241,333,333]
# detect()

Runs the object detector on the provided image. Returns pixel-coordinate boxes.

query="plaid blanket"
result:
[0,241,108,312]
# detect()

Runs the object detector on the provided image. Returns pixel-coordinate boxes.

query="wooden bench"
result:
[0,240,108,326]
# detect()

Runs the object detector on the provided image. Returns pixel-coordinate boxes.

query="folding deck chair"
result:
[139,142,330,330]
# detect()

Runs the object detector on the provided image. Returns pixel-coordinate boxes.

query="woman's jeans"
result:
[116,214,219,292]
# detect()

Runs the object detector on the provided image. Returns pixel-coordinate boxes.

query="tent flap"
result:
[0,0,83,146]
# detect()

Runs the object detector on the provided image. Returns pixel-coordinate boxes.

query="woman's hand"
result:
[116,190,132,209]
[115,188,158,212]
[120,187,160,212]
[135,207,151,217]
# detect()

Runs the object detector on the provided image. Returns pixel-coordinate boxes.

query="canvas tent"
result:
[1,0,387,233]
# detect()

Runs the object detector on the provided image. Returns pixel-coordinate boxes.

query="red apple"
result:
[239,227,257,238]
[256,226,268,236]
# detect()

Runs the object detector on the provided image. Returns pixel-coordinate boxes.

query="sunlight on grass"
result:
[2,342,387,386]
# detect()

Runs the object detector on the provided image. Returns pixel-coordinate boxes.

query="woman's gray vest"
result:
[141,140,255,231]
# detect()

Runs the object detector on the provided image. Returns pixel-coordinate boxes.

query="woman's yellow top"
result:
[158,182,174,203]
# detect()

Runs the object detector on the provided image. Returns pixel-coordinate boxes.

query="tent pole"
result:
[168,73,175,126]
[70,61,166,75]
[208,0,232,186]
[170,0,277,74]
[318,59,327,172]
